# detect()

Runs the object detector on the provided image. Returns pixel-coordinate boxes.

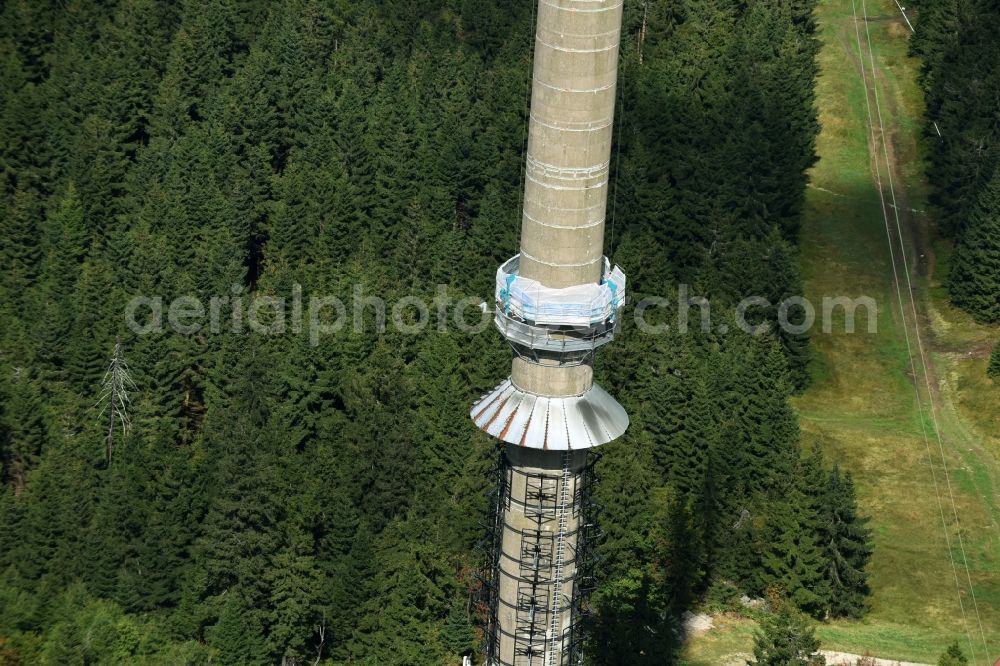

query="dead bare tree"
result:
[312,623,326,666]
[733,507,751,530]
[638,1,648,64]
[96,340,136,463]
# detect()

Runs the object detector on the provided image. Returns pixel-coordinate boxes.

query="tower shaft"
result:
[492,447,588,666]
[519,0,623,290]
[513,0,623,416]
[474,1,628,664]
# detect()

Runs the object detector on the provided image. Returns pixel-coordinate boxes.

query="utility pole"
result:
[472,1,629,664]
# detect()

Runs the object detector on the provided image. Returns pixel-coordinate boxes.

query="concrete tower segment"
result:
[472,1,629,664]
[520,0,623,290]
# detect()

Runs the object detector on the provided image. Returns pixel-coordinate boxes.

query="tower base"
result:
[482,446,601,666]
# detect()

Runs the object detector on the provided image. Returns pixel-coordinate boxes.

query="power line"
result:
[893,0,916,33]
[858,0,991,659]
[848,1,982,662]
[608,0,634,260]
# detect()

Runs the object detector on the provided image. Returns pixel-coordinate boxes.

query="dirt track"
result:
[821,651,932,666]
[720,650,932,666]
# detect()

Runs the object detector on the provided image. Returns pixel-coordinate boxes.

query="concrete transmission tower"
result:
[471,1,629,664]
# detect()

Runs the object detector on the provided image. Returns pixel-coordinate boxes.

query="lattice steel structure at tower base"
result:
[470,0,629,664]
[478,448,604,666]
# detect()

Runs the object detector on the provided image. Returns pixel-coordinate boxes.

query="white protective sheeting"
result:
[496,255,626,327]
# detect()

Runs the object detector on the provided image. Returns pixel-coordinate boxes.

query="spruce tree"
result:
[352,517,451,664]
[819,466,872,618]
[264,525,323,662]
[763,231,812,391]
[938,641,969,666]
[642,336,712,497]
[190,340,294,660]
[36,183,88,373]
[711,334,800,501]
[949,170,1000,323]
[757,472,828,616]
[210,593,267,666]
[989,341,1000,378]
[0,372,47,492]
[113,445,205,614]
[65,257,119,393]
[0,190,41,311]
[590,567,678,666]
[749,597,825,666]
[440,599,477,658]
[911,0,959,87]
[658,494,705,615]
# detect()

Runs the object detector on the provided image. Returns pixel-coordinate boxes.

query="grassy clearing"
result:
[682,0,1000,663]
[680,616,757,666]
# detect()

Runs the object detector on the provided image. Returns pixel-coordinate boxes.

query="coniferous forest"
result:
[911,0,1000,328]
[0,0,878,664]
